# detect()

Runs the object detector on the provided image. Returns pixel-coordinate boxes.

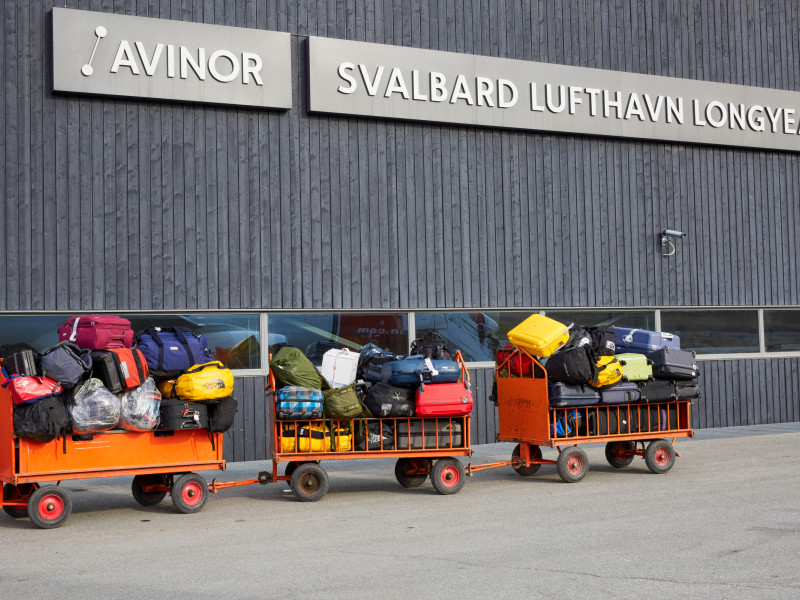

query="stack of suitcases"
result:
[502,315,701,437]
[269,334,472,453]
[0,315,238,443]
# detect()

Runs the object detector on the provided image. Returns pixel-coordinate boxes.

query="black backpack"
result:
[545,345,598,385]
[586,326,617,356]
[410,332,451,360]
[364,383,414,417]
[13,396,71,443]
[208,396,238,433]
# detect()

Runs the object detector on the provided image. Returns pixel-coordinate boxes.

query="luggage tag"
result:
[423,358,439,377]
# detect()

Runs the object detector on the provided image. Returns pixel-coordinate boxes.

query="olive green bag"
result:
[323,383,366,419]
[269,347,329,390]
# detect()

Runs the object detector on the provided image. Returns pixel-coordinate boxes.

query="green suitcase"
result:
[616,353,654,382]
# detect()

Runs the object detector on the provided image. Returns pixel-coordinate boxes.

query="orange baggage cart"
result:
[266,351,474,501]
[468,347,695,482]
[0,378,238,528]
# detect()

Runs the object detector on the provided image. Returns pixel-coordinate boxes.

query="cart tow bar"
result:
[207,472,272,494]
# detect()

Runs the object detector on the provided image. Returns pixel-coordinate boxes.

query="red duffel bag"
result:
[2,375,63,405]
[495,344,536,378]
[57,315,133,350]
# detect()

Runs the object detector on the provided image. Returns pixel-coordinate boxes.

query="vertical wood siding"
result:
[1,1,799,461]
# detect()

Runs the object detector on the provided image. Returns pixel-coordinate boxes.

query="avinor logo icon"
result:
[53,8,291,109]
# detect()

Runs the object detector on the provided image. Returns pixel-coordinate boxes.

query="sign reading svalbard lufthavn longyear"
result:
[307,36,800,152]
[52,7,291,109]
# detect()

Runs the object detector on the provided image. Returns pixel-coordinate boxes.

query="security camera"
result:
[661,229,686,238]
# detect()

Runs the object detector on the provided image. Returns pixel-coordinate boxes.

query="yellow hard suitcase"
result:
[506,314,570,358]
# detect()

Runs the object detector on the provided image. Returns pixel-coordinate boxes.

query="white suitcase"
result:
[320,348,359,388]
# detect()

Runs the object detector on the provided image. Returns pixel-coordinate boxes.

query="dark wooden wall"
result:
[2,1,799,461]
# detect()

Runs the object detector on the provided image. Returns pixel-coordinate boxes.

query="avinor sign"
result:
[308,37,800,152]
[52,8,291,109]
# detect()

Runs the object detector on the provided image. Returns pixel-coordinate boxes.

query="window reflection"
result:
[544,310,656,330]
[660,310,759,354]
[764,310,800,352]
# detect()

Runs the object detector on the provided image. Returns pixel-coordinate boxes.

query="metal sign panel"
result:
[308,36,800,152]
[52,8,292,109]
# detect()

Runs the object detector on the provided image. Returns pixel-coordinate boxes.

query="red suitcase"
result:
[57,315,134,350]
[415,382,473,416]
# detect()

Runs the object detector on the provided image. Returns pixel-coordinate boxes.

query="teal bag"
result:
[269,347,329,390]
[323,383,364,419]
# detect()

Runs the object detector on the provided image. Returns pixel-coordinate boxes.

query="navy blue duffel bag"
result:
[134,327,213,378]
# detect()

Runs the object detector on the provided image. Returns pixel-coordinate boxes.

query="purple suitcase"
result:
[599,381,641,404]
[613,327,680,353]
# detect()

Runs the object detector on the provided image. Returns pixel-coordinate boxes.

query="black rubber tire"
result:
[2,483,34,519]
[290,463,329,502]
[284,461,300,478]
[395,458,431,488]
[645,439,676,474]
[27,485,72,529]
[131,474,169,506]
[605,441,635,468]
[556,447,589,483]
[431,458,466,495]
[171,473,208,514]
[511,444,542,476]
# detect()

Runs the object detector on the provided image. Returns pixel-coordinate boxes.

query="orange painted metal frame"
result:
[0,384,225,489]
[267,351,474,482]
[489,347,694,471]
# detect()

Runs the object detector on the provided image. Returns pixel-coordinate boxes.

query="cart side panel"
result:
[0,385,16,481]
[17,430,223,478]
[495,376,550,443]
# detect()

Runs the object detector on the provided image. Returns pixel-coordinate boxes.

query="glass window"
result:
[544,310,657,330]
[0,315,64,352]
[268,313,408,365]
[415,312,530,362]
[764,310,800,352]
[660,310,759,354]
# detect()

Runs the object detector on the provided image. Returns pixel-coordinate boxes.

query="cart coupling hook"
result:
[258,471,272,485]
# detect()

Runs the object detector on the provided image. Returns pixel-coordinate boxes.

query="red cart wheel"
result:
[645,439,676,474]
[605,441,635,468]
[171,473,208,514]
[431,458,465,495]
[511,444,542,476]
[27,485,72,529]
[556,447,589,483]
[2,483,36,519]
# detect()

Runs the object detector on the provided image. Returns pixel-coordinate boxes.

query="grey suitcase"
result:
[396,418,463,449]
[646,347,700,380]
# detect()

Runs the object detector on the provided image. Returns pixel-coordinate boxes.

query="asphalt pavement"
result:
[1,424,799,599]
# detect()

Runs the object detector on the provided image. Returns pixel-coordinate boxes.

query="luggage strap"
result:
[622,329,638,343]
[68,317,81,342]
[145,327,198,370]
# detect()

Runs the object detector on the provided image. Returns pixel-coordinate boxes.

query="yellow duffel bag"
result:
[590,355,624,388]
[172,361,234,401]
[280,423,353,453]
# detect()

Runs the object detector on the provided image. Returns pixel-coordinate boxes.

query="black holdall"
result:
[208,396,238,433]
[364,383,415,417]
[13,396,71,443]
[586,326,617,356]
[545,345,597,385]
[409,332,451,360]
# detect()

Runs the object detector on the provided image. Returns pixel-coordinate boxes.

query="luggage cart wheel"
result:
[395,458,432,488]
[605,441,635,468]
[431,458,466,495]
[27,485,72,529]
[2,483,35,519]
[644,439,676,474]
[511,444,542,476]
[556,447,589,483]
[131,474,169,506]
[290,463,329,502]
[171,473,209,514]
[284,461,300,478]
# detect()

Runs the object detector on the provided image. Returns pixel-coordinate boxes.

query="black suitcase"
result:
[675,378,701,399]
[638,379,678,403]
[90,350,124,393]
[590,407,640,435]
[640,405,679,432]
[646,347,700,380]
[396,418,463,449]
[548,382,600,407]
[354,421,395,450]
[599,381,641,404]
[3,349,38,376]
[158,399,208,430]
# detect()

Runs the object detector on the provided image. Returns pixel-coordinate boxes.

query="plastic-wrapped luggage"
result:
[69,378,120,434]
[118,377,161,432]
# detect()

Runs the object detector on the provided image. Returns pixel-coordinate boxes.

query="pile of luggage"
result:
[501,314,702,436]
[269,333,472,452]
[0,315,237,443]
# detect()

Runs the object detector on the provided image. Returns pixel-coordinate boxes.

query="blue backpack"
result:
[134,327,213,378]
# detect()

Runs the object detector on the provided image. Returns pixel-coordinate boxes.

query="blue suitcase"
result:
[273,386,324,419]
[613,327,680,353]
[599,381,641,404]
[380,358,460,387]
[548,382,600,408]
